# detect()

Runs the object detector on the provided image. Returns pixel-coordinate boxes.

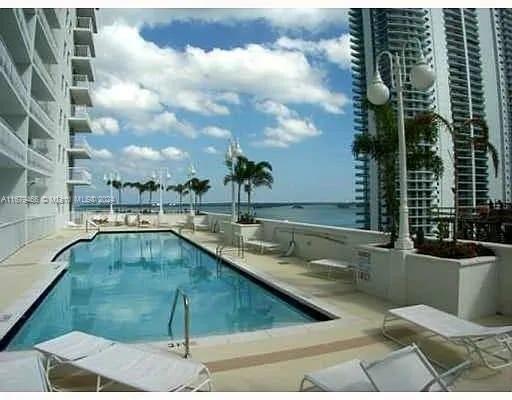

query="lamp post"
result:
[187,163,196,216]
[367,38,435,250]
[152,168,171,216]
[103,171,120,217]
[225,138,243,223]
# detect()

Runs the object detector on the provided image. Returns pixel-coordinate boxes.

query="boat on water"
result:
[291,204,304,209]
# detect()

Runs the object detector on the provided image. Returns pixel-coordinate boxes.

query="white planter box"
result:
[355,244,498,319]
[221,222,261,246]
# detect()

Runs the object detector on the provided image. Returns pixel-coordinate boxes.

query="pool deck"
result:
[1,225,512,391]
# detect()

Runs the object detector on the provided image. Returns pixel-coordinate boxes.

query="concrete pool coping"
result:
[0,226,355,350]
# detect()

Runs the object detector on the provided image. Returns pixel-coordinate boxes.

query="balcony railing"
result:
[71,105,90,118]
[74,45,91,58]
[68,167,92,184]
[70,137,92,153]
[0,116,25,166]
[14,9,31,51]
[33,51,57,98]
[0,37,28,103]
[30,98,56,134]
[37,9,58,57]
[76,16,93,30]
[27,147,53,175]
[72,74,91,89]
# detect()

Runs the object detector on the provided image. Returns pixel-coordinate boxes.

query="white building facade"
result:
[350,8,512,233]
[0,8,96,261]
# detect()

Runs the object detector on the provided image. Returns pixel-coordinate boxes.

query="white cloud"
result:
[161,146,189,161]
[98,9,348,32]
[130,111,197,138]
[203,146,219,155]
[202,126,232,139]
[91,117,120,135]
[254,101,321,148]
[93,81,162,112]
[90,147,113,159]
[122,145,163,161]
[275,34,351,69]
[94,23,348,123]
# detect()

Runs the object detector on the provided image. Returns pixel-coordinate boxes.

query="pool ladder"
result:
[168,288,191,358]
[215,235,244,272]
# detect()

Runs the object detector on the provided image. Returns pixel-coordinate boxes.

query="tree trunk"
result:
[138,192,142,206]
[247,185,252,215]
[453,146,459,243]
[179,193,182,213]
[118,189,122,205]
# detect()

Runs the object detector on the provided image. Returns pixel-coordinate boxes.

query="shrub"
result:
[416,240,494,259]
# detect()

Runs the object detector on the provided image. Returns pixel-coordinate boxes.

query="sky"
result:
[76,9,356,204]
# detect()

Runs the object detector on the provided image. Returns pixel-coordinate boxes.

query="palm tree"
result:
[167,183,189,213]
[107,179,123,205]
[144,180,159,205]
[243,160,273,214]
[185,178,200,211]
[124,182,147,206]
[352,101,444,242]
[409,113,499,242]
[224,156,248,220]
[193,179,211,211]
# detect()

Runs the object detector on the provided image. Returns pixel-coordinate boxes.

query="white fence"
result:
[0,215,56,262]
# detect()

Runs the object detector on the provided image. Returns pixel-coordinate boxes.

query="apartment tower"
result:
[350,8,512,233]
[0,8,97,260]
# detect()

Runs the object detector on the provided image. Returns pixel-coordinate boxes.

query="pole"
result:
[231,158,236,222]
[159,169,164,216]
[109,173,114,217]
[394,53,414,250]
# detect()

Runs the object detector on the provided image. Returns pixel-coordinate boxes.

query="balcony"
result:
[32,51,57,101]
[30,98,56,138]
[36,9,58,62]
[43,9,62,28]
[27,147,53,177]
[67,137,92,159]
[68,105,92,133]
[74,17,96,57]
[0,116,25,168]
[0,37,28,106]
[68,167,92,186]
[72,45,95,82]
[70,74,92,106]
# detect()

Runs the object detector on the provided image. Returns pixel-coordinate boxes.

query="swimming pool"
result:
[7,232,327,350]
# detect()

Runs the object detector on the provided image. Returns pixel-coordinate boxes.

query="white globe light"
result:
[410,60,436,90]
[367,73,390,105]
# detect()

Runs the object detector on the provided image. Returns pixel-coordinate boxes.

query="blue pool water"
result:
[7,232,323,350]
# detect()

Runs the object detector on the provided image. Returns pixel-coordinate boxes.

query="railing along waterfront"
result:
[27,147,54,176]
[0,37,28,102]
[0,116,26,166]
[37,9,58,57]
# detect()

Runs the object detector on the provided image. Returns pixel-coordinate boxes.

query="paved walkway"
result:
[1,225,511,391]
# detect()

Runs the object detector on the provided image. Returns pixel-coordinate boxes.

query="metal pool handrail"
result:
[168,288,191,358]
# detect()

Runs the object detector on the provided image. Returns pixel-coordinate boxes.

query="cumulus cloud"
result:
[161,146,189,160]
[93,23,348,124]
[202,126,232,139]
[98,9,349,32]
[275,34,351,69]
[254,101,321,148]
[203,146,219,155]
[122,145,163,161]
[91,116,120,135]
[130,111,197,138]
[90,147,113,159]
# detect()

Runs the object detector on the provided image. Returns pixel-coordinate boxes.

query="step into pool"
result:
[7,232,329,350]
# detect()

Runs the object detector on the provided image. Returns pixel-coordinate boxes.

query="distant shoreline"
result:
[77,201,358,209]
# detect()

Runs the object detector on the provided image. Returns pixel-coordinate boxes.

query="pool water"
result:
[7,232,322,350]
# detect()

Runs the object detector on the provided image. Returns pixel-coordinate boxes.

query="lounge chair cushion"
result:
[35,331,114,361]
[304,359,374,391]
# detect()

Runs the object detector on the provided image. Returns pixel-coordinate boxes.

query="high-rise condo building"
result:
[350,8,512,233]
[0,8,97,260]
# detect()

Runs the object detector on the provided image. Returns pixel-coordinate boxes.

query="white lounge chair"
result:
[300,344,468,392]
[35,331,212,392]
[308,258,355,280]
[382,304,512,370]
[0,354,50,392]
[244,238,281,254]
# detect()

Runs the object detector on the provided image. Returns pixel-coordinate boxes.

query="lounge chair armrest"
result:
[421,360,471,391]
